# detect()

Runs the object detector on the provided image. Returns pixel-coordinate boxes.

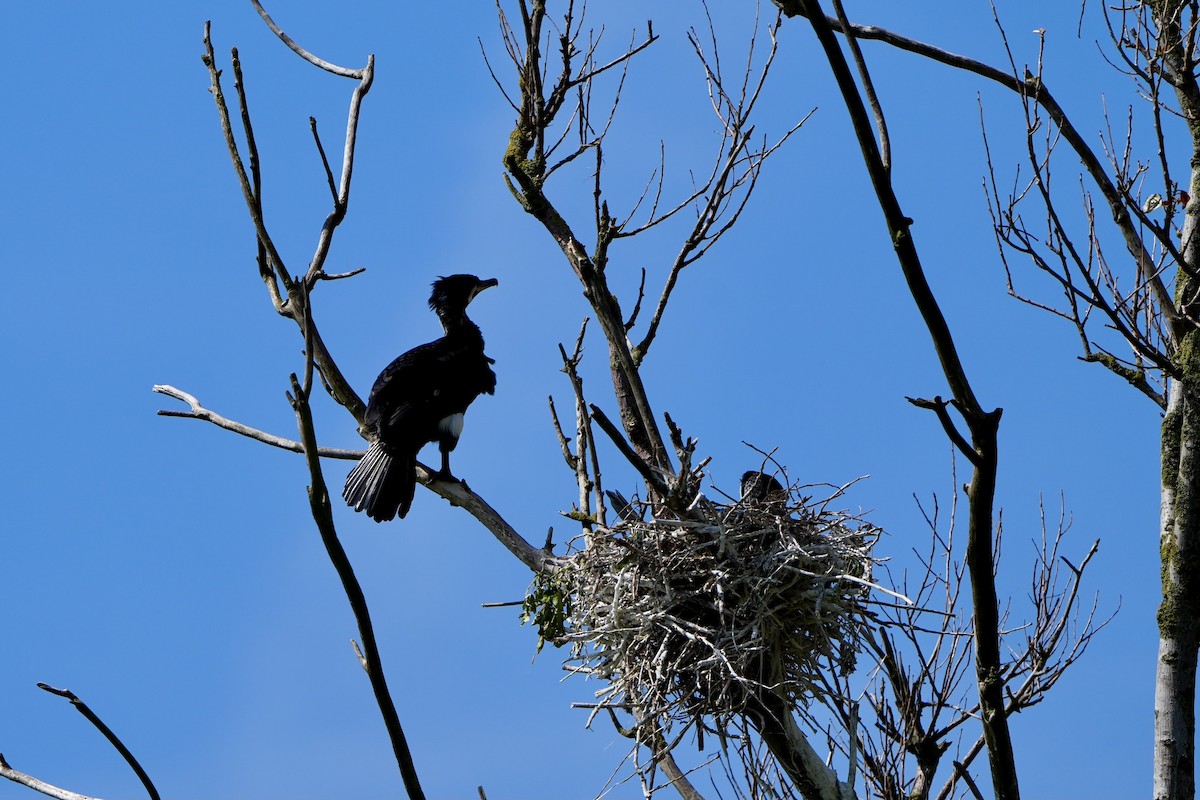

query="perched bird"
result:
[343,274,498,522]
[740,471,787,506]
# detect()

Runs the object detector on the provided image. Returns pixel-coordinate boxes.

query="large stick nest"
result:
[554,482,883,735]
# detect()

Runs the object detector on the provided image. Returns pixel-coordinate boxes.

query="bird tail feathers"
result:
[343,442,416,522]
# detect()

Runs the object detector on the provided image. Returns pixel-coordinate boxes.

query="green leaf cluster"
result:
[520,572,572,654]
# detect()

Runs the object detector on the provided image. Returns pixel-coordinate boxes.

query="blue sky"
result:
[2,2,1162,798]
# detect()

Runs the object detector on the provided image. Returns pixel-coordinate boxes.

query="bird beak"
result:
[472,278,499,300]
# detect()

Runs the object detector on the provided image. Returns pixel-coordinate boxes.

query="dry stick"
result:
[249,0,363,79]
[200,22,367,422]
[502,3,670,471]
[558,320,596,524]
[153,384,362,459]
[658,750,707,800]
[953,760,987,800]
[643,718,708,800]
[907,396,978,467]
[153,384,552,573]
[0,755,98,800]
[589,403,672,500]
[290,336,425,800]
[829,0,887,174]
[202,25,289,293]
[790,2,1019,799]
[230,46,278,307]
[299,55,374,287]
[773,2,1183,343]
[35,684,159,800]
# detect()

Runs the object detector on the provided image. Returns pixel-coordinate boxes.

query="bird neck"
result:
[437,309,480,337]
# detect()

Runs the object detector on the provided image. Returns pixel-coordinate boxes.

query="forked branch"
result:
[785,1,1017,797]
[35,684,160,800]
[771,0,1185,344]
[289,329,425,798]
[0,683,160,800]
[200,19,368,420]
[154,383,551,572]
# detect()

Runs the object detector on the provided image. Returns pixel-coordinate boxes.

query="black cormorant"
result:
[740,471,787,506]
[343,274,498,522]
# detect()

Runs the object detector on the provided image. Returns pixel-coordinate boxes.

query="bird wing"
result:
[364,334,495,440]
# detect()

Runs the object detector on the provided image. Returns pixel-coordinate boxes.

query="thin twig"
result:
[776,1,1184,338]
[154,384,553,573]
[36,684,159,800]
[153,384,362,459]
[589,403,671,500]
[248,0,365,78]
[289,360,426,800]
[0,755,99,800]
[788,2,1018,798]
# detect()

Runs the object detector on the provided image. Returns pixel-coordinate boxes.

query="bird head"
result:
[432,275,496,311]
[429,274,499,316]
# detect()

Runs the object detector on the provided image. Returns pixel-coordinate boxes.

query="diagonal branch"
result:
[785,2,1017,798]
[589,403,672,501]
[771,0,1184,341]
[154,383,553,572]
[201,22,367,421]
[249,0,365,78]
[0,755,98,800]
[36,684,159,800]
[830,0,888,173]
[907,396,979,466]
[289,351,425,799]
[153,384,361,458]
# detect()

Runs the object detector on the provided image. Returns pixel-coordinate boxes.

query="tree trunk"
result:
[1155,2,1200,793]
[1157,357,1200,800]
[743,684,856,800]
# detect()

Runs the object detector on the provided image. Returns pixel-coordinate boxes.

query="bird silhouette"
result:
[343,275,497,522]
[740,471,787,506]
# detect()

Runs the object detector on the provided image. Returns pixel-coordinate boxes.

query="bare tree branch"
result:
[154,384,362,458]
[771,1,1185,339]
[589,403,672,501]
[154,383,553,572]
[633,12,812,363]
[782,2,1018,797]
[830,0,889,173]
[200,21,368,420]
[36,684,159,800]
[248,0,365,78]
[0,755,100,800]
[289,309,425,798]
[555,318,604,529]
[500,2,672,472]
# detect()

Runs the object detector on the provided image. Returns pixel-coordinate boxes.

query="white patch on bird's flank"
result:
[438,412,465,440]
